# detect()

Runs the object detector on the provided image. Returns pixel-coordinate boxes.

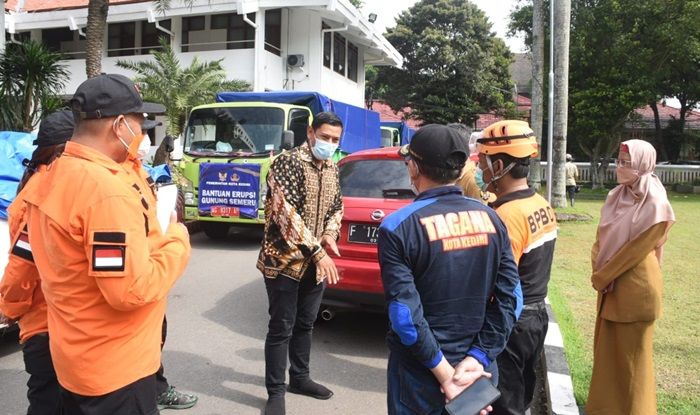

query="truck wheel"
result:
[201,222,231,240]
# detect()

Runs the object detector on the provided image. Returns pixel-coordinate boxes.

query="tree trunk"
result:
[0,0,5,54]
[529,0,545,191]
[551,0,571,208]
[86,0,109,78]
[649,101,667,160]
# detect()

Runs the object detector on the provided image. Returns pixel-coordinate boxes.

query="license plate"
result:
[348,223,379,244]
[211,206,240,217]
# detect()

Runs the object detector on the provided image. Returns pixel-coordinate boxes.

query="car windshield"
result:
[184,107,285,155]
[339,159,415,199]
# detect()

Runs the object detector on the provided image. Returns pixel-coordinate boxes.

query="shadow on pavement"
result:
[203,279,389,395]
[190,226,264,253]
[162,350,267,412]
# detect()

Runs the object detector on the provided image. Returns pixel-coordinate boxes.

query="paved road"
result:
[0,227,390,415]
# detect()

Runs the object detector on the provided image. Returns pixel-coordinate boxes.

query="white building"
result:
[3,0,402,109]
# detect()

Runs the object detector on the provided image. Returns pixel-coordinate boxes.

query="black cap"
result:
[398,124,468,169]
[70,73,165,120]
[33,110,75,147]
[141,119,162,132]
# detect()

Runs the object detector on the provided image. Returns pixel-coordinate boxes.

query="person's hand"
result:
[169,211,189,239]
[453,356,490,387]
[321,234,340,257]
[316,254,339,285]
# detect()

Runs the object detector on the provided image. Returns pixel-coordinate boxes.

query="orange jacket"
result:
[24,142,191,396]
[0,167,48,343]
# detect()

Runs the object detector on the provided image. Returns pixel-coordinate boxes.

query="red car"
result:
[320,147,414,319]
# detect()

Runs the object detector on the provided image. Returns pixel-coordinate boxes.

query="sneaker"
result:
[157,385,198,410]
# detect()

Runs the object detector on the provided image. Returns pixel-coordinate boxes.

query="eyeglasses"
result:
[616,159,632,168]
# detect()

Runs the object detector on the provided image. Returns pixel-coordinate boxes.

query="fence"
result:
[536,162,700,185]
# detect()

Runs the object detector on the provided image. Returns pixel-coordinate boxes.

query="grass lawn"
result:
[550,189,700,414]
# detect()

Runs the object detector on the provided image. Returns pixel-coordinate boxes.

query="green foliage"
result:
[117,39,250,136]
[0,41,69,132]
[348,0,364,8]
[375,0,515,125]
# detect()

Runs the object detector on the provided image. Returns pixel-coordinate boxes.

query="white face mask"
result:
[137,135,151,160]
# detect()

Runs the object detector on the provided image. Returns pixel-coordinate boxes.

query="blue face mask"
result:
[311,137,338,161]
[474,166,485,188]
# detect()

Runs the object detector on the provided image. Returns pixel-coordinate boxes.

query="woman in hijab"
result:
[586,139,675,415]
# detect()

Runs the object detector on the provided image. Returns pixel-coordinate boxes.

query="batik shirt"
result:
[257,143,343,281]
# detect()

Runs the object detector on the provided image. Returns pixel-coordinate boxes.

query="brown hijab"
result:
[596,139,675,269]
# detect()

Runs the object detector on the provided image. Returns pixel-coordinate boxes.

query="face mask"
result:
[310,137,338,161]
[474,166,485,188]
[114,117,144,160]
[616,165,638,185]
[137,134,151,160]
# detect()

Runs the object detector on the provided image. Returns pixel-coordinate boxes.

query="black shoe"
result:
[264,396,285,415]
[287,378,333,400]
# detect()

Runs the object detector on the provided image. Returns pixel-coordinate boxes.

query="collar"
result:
[298,142,333,169]
[62,141,124,174]
[415,185,463,201]
[490,187,536,209]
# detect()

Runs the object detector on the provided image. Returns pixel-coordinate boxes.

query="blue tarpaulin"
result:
[143,164,172,183]
[0,131,36,219]
[215,91,381,153]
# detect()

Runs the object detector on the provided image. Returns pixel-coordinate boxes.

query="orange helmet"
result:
[476,120,538,158]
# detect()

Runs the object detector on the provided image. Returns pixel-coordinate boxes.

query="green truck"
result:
[177,91,381,239]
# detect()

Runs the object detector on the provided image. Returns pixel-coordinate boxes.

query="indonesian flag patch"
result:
[11,232,34,262]
[92,246,126,271]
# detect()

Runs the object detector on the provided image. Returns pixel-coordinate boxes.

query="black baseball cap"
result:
[34,110,75,147]
[141,119,162,132]
[398,124,468,169]
[70,73,165,120]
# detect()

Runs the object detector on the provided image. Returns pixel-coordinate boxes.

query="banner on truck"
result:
[198,163,261,219]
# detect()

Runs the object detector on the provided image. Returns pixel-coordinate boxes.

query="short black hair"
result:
[312,111,343,130]
[414,157,463,184]
[489,153,530,179]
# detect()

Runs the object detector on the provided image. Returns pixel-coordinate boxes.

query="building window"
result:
[181,15,205,52]
[225,14,255,50]
[107,22,136,57]
[265,9,281,55]
[347,42,358,82]
[42,28,85,60]
[140,19,171,55]
[6,31,30,43]
[333,33,346,75]
[322,23,331,69]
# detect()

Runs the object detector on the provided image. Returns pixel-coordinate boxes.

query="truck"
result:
[380,121,416,147]
[177,91,381,239]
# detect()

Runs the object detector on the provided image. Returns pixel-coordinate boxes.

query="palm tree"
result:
[116,38,250,137]
[0,41,69,131]
[86,0,108,78]
[85,0,198,78]
[552,0,571,207]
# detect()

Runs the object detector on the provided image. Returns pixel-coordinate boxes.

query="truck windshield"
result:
[184,107,285,155]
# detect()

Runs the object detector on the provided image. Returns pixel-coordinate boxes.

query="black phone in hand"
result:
[444,375,501,415]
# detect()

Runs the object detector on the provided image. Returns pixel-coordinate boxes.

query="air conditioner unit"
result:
[287,54,305,68]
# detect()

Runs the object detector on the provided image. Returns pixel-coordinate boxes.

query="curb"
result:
[543,297,581,415]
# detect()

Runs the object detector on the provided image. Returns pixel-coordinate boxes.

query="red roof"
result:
[627,103,700,130]
[5,0,148,12]
[370,101,422,129]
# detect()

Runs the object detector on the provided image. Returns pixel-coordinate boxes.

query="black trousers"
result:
[23,332,61,415]
[492,306,549,415]
[264,267,325,397]
[155,316,169,396]
[566,185,576,204]
[61,375,159,415]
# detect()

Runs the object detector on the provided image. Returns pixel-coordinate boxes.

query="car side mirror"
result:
[282,130,294,150]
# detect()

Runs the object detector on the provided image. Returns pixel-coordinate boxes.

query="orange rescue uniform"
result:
[0,166,49,343]
[24,142,191,396]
